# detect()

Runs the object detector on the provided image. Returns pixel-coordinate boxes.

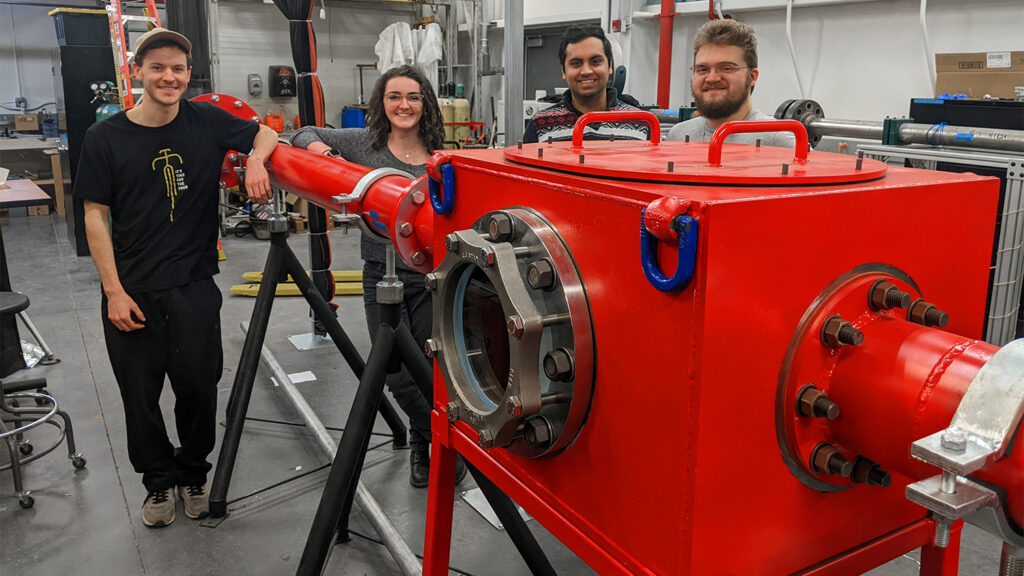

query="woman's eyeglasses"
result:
[385,92,423,105]
[691,63,749,76]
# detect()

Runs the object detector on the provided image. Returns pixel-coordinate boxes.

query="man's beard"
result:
[692,78,751,120]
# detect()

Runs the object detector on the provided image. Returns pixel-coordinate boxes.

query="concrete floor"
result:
[0,212,1007,575]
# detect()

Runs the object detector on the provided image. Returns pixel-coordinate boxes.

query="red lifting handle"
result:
[707,119,809,167]
[572,110,662,149]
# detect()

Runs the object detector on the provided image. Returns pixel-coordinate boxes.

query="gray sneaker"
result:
[142,488,175,527]
[177,484,209,519]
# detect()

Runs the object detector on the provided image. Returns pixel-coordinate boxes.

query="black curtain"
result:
[165,0,212,99]
[272,0,334,309]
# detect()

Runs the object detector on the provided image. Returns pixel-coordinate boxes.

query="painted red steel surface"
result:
[267,136,1020,574]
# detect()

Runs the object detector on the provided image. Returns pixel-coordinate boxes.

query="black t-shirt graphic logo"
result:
[152,148,186,221]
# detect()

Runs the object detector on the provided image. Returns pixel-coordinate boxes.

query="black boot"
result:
[409,442,430,488]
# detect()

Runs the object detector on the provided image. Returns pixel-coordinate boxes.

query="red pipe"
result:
[262,145,434,271]
[656,0,676,109]
[824,318,1023,526]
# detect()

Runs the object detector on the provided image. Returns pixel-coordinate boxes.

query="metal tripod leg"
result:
[295,323,400,576]
[209,232,287,518]
[16,310,58,365]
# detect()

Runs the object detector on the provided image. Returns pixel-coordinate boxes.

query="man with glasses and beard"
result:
[667,20,797,148]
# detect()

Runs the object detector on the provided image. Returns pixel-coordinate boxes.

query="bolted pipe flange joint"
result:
[811,443,854,478]
[796,384,841,420]
[543,347,575,382]
[424,338,441,359]
[940,429,967,453]
[869,279,912,311]
[445,233,461,253]
[821,314,865,347]
[506,315,525,339]
[477,429,495,449]
[908,298,949,328]
[446,401,460,422]
[487,213,514,242]
[527,258,557,291]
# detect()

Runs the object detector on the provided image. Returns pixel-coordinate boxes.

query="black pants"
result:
[362,261,433,446]
[102,277,223,493]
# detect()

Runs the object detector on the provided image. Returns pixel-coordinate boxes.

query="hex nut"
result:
[796,385,840,420]
[411,252,426,266]
[446,401,460,422]
[543,348,575,382]
[445,233,461,253]
[411,190,426,205]
[523,417,552,448]
[821,314,864,347]
[424,273,438,291]
[527,259,557,291]
[487,213,514,242]
[424,338,441,358]
[908,299,949,328]
[505,396,522,417]
[399,222,414,237]
[477,429,495,449]
[869,280,912,311]
[940,429,967,453]
[811,443,853,477]
[506,315,525,338]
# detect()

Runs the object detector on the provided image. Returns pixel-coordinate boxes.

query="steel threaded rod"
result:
[1001,543,1024,576]
[933,517,951,548]
[885,289,911,309]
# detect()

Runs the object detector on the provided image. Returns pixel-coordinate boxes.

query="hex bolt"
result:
[517,141,523,149]
[424,338,440,358]
[543,347,575,382]
[609,133,615,142]
[684,135,690,143]
[487,213,514,242]
[399,222,413,237]
[424,273,438,291]
[821,314,865,347]
[667,161,675,173]
[578,154,585,164]
[538,148,544,158]
[869,279,912,311]
[908,298,949,327]
[411,252,426,266]
[851,456,892,488]
[480,246,496,267]
[940,429,967,453]
[477,429,494,449]
[446,401,460,422]
[527,258,556,290]
[856,151,864,170]
[506,315,525,338]
[233,100,243,108]
[755,138,762,148]
[505,396,522,417]
[546,136,553,144]
[867,467,892,488]
[211,94,220,102]
[811,443,854,478]
[782,163,790,175]
[523,417,552,448]
[412,190,426,205]
[796,385,840,420]
[445,233,460,253]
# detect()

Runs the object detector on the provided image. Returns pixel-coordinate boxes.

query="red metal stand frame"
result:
[423,404,964,576]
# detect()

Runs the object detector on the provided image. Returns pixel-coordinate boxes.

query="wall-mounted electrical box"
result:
[248,73,263,97]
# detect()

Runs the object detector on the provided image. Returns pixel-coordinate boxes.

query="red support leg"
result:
[423,409,457,576]
[920,519,963,576]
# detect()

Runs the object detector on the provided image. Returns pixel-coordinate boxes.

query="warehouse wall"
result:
[212,0,424,129]
[619,0,1024,120]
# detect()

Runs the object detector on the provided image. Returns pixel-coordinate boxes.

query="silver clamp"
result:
[331,167,412,237]
[906,338,1024,549]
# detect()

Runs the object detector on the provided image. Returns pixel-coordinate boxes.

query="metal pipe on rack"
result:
[806,118,1024,153]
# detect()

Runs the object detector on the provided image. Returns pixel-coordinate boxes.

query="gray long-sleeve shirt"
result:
[666,110,797,148]
[290,127,426,267]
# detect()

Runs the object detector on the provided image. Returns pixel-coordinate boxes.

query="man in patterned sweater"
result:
[523,25,649,144]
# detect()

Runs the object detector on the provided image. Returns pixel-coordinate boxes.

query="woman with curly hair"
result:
[291,64,464,488]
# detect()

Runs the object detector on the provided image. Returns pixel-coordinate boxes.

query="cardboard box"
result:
[15,113,41,132]
[935,51,1024,99]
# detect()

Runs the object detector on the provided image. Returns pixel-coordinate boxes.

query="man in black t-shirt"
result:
[74,28,277,527]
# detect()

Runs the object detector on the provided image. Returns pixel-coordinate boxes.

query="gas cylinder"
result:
[453,83,471,143]
[440,97,456,143]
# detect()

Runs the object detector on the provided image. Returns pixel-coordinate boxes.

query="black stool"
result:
[0,291,85,509]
